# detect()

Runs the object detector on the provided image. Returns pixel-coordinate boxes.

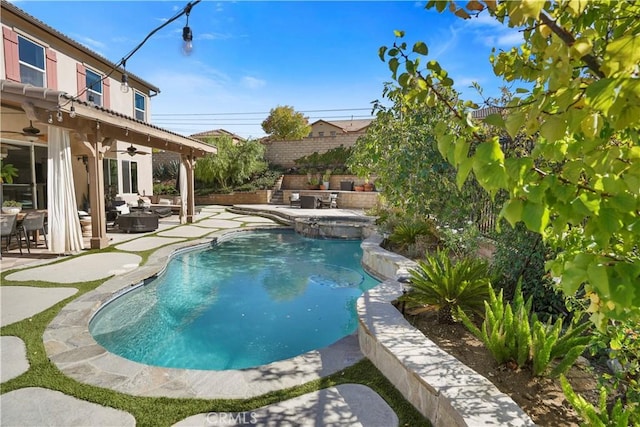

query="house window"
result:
[86,68,103,105]
[122,160,138,194]
[103,158,119,200]
[318,131,324,137]
[330,131,336,137]
[18,36,45,87]
[134,92,146,121]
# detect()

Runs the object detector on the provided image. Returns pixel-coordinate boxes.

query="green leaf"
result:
[389,58,400,80]
[588,261,610,298]
[484,113,505,128]
[505,112,526,139]
[393,30,405,38]
[540,115,567,142]
[580,112,603,140]
[456,157,474,189]
[585,78,618,115]
[500,198,524,226]
[604,35,640,76]
[378,46,387,62]
[472,139,508,192]
[521,201,550,233]
[412,41,428,55]
[598,207,623,234]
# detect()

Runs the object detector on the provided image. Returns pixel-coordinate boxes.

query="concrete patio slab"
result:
[157,225,219,238]
[173,384,398,427]
[1,286,78,326]
[193,219,245,229]
[4,253,142,284]
[0,387,135,426]
[115,236,186,252]
[0,336,29,382]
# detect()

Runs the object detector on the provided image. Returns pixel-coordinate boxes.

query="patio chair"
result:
[18,211,48,252]
[1,214,22,255]
[290,192,301,208]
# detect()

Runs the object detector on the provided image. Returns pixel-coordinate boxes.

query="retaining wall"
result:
[359,234,535,427]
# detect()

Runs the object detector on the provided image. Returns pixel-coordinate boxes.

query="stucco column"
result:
[181,153,196,223]
[82,131,113,249]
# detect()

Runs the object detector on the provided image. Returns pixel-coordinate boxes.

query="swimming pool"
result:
[89,229,379,370]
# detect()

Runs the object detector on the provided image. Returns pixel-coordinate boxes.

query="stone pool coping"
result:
[358,233,535,426]
[43,227,363,399]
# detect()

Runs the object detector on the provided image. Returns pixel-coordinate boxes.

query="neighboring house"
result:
[262,118,372,168]
[190,129,245,144]
[307,119,372,138]
[0,0,216,249]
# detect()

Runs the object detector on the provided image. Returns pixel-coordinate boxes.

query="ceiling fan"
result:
[0,120,45,141]
[116,144,149,156]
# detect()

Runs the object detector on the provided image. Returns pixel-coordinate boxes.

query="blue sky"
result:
[13,1,522,139]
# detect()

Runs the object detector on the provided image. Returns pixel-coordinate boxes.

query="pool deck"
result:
[1,205,399,426]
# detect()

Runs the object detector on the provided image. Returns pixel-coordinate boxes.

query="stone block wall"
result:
[195,191,272,206]
[263,134,360,168]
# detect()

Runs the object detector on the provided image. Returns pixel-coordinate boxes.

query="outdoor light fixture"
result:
[182,1,194,55]
[120,61,130,93]
[69,104,76,118]
[47,113,53,124]
[182,26,193,54]
[57,110,63,122]
[121,72,129,93]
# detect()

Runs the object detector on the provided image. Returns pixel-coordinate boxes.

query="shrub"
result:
[388,217,439,252]
[561,375,638,427]
[399,250,492,324]
[153,183,177,195]
[458,282,591,376]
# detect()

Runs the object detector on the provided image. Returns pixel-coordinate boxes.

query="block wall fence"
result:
[262,134,361,168]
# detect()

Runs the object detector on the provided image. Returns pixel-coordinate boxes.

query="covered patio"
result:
[1,80,217,250]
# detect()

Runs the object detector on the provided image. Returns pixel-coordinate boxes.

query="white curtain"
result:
[179,160,188,224]
[47,126,84,253]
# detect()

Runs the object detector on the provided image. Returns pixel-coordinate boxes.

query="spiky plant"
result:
[399,249,491,323]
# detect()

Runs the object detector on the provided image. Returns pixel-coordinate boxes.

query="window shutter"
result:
[76,63,86,101]
[2,27,20,82]
[46,48,58,89]
[103,77,110,109]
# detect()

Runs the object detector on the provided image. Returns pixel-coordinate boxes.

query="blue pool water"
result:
[90,229,379,370]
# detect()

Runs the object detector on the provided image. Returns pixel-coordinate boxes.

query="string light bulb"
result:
[120,61,130,93]
[47,113,53,124]
[69,103,76,118]
[121,72,129,93]
[57,110,63,122]
[182,2,194,55]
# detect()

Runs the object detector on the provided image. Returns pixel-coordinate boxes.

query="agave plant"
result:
[399,249,492,323]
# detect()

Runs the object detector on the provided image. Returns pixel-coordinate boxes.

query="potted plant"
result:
[307,175,320,190]
[2,200,22,214]
[322,169,332,190]
[363,178,374,192]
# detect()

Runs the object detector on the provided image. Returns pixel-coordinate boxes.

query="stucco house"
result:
[307,119,372,138]
[0,0,216,250]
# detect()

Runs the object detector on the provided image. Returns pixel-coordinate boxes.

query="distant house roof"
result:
[310,119,373,133]
[471,107,503,119]
[189,129,245,142]
[1,0,159,95]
